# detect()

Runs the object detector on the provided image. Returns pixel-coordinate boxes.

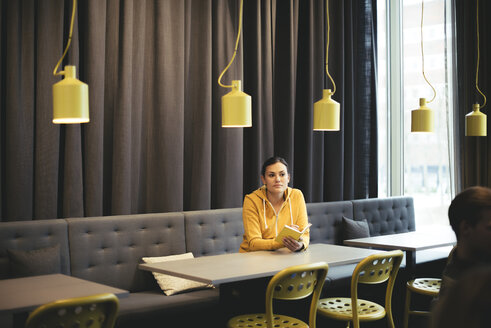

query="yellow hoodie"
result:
[239,186,310,252]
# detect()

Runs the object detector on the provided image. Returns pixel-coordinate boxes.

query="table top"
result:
[344,226,456,251]
[139,243,382,285]
[0,274,128,314]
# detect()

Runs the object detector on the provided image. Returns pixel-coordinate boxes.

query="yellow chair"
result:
[227,262,329,328]
[317,250,404,328]
[25,293,119,328]
[403,278,441,328]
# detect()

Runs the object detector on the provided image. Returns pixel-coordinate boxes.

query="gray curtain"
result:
[0,0,378,221]
[453,0,491,190]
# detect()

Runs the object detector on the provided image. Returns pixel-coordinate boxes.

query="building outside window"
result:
[377,0,454,227]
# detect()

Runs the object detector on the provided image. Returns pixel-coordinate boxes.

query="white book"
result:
[275,223,312,245]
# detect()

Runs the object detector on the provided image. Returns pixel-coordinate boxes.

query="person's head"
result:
[448,186,491,259]
[448,186,491,238]
[260,157,290,195]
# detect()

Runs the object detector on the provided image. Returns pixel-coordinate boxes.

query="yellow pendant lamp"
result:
[53,65,89,123]
[466,104,487,136]
[411,98,434,132]
[52,0,89,124]
[465,0,487,137]
[314,0,340,131]
[411,0,435,133]
[314,89,339,131]
[218,0,251,128]
[222,80,252,127]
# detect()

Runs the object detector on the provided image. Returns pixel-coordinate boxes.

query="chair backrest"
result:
[265,262,329,328]
[25,293,119,328]
[350,250,404,326]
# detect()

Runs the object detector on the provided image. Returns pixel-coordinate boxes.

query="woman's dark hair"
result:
[261,156,289,176]
[448,186,491,239]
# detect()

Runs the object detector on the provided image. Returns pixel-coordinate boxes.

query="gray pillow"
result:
[7,244,61,278]
[342,217,370,240]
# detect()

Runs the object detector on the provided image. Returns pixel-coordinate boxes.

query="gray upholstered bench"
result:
[0,196,450,327]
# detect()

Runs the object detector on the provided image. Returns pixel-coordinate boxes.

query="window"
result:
[377,0,454,228]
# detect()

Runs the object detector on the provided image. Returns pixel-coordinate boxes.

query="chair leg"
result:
[387,308,396,328]
[346,321,351,328]
[403,288,412,328]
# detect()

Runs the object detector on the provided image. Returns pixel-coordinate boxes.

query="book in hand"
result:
[275,223,312,245]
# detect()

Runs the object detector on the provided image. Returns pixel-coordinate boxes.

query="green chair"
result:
[317,250,403,328]
[25,293,119,328]
[227,262,329,328]
[403,278,441,328]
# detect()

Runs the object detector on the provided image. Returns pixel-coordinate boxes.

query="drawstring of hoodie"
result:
[262,191,294,237]
[263,198,268,229]
[289,197,293,226]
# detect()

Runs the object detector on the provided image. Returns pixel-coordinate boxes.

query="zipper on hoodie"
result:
[265,199,287,237]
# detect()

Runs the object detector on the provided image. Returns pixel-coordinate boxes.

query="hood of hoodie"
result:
[252,185,293,202]
[248,185,294,232]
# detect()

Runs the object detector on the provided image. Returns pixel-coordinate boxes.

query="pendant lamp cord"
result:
[421,0,436,103]
[218,0,244,88]
[475,0,487,109]
[53,0,77,77]
[325,0,336,95]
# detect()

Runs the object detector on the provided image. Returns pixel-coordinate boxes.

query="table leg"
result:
[406,251,416,272]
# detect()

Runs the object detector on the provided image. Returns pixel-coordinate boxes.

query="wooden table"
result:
[344,226,456,270]
[139,243,382,285]
[0,273,128,327]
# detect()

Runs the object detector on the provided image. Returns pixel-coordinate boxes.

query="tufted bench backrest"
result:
[0,219,71,279]
[352,196,415,236]
[184,208,244,256]
[67,213,186,292]
[307,201,353,245]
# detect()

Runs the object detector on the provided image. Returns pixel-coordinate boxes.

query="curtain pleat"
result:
[34,0,62,220]
[243,0,274,195]
[291,0,323,201]
[453,0,491,190]
[81,0,107,217]
[0,0,378,221]
[145,0,186,213]
[183,0,213,210]
[272,0,296,164]
[0,0,3,217]
[4,0,36,220]
[211,0,245,209]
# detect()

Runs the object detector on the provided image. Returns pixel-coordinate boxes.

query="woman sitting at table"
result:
[239,156,310,252]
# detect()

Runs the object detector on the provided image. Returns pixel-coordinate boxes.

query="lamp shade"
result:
[313,89,340,131]
[411,98,434,133]
[221,80,252,127]
[465,103,487,136]
[53,65,89,124]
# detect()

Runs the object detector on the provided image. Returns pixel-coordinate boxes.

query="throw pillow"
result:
[342,216,370,240]
[142,252,213,296]
[7,244,61,278]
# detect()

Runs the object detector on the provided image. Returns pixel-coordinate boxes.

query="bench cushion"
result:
[184,208,244,256]
[67,213,186,292]
[0,219,70,279]
[7,244,61,278]
[352,196,415,236]
[342,217,370,240]
[307,201,353,245]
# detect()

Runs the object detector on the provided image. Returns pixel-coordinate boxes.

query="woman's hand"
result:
[282,236,304,252]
